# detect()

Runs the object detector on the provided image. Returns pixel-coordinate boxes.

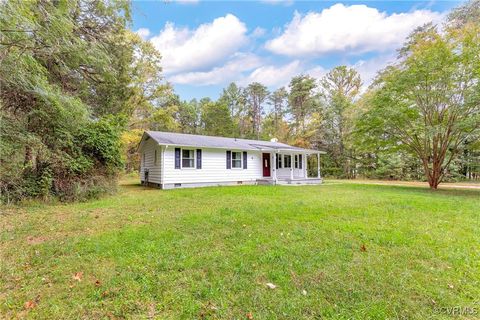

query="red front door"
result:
[262,153,271,177]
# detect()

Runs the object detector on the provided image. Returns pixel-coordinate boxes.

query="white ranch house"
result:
[138,131,324,189]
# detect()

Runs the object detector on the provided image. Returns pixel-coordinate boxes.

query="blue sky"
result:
[131,0,462,101]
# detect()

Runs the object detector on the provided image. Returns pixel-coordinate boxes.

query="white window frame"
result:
[283,155,292,168]
[294,155,298,169]
[231,151,243,169]
[181,148,196,169]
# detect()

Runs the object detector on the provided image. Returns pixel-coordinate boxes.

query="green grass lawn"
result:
[1,178,479,319]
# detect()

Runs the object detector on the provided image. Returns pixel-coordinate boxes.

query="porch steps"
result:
[256,178,323,185]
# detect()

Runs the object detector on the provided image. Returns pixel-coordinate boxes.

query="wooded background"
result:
[1,0,479,202]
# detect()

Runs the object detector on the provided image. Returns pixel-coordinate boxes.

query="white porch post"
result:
[273,152,277,184]
[317,152,321,178]
[290,153,294,180]
[304,153,307,179]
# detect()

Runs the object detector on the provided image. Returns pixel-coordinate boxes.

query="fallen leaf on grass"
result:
[360,244,367,252]
[24,299,37,310]
[301,289,307,296]
[246,312,254,319]
[448,284,454,289]
[147,303,156,319]
[94,279,101,287]
[266,283,277,289]
[72,272,83,282]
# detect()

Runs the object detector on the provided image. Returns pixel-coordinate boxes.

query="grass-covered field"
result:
[1,177,479,319]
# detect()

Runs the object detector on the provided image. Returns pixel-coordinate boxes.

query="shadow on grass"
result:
[121,182,146,189]
[345,182,480,198]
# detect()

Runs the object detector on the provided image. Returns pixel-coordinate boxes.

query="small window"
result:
[182,149,195,168]
[294,155,298,168]
[143,153,146,166]
[277,154,282,168]
[154,149,158,165]
[284,155,292,168]
[232,151,242,168]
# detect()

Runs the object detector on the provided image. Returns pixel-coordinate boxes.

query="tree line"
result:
[1,0,478,203]
[0,0,168,202]
[126,0,480,189]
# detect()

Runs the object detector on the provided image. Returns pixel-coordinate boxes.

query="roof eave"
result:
[141,131,326,154]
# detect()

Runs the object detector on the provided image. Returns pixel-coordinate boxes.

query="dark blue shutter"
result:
[226,150,231,169]
[276,154,279,169]
[243,151,247,169]
[174,148,181,169]
[196,149,202,169]
[299,154,303,169]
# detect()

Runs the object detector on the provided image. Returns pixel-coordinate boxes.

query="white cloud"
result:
[242,60,303,87]
[169,53,262,85]
[266,4,443,57]
[135,28,151,39]
[305,66,326,80]
[150,14,248,74]
[261,0,294,6]
[175,0,199,4]
[170,58,328,89]
[353,54,396,87]
[252,27,266,38]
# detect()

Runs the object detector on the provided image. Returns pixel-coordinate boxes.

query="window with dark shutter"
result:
[174,148,181,169]
[196,149,202,169]
[299,154,303,169]
[276,154,279,169]
[226,150,231,169]
[243,151,247,169]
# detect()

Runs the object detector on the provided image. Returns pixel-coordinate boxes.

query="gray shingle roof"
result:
[144,131,323,153]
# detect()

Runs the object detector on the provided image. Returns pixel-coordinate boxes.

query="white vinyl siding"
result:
[139,138,162,184]
[139,135,309,185]
[163,148,262,184]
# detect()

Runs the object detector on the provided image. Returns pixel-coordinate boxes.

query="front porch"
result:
[258,149,323,185]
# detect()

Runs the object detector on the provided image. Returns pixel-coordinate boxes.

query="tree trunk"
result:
[24,146,32,167]
[426,162,442,190]
[421,157,440,190]
[427,176,440,189]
